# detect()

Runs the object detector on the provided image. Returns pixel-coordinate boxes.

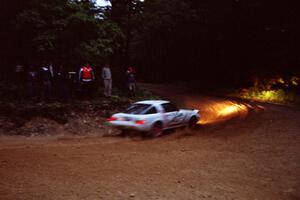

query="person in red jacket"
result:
[79,63,95,98]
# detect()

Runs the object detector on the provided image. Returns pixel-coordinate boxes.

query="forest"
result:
[1,2,300,199]
[0,0,299,88]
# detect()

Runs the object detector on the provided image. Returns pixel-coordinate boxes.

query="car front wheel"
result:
[188,116,198,128]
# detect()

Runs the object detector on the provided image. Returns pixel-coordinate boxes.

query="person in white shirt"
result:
[15,64,25,86]
[101,63,112,97]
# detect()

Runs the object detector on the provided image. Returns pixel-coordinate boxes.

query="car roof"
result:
[135,100,169,105]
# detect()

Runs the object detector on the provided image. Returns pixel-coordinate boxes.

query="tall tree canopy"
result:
[0,0,298,86]
[0,0,122,75]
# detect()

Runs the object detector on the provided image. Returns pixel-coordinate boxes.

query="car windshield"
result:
[124,104,151,115]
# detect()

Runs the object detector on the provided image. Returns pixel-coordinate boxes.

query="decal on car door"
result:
[168,112,185,126]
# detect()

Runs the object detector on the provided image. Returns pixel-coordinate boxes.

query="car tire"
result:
[149,122,163,137]
[188,116,198,129]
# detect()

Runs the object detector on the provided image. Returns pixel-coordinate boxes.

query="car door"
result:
[143,106,160,127]
[161,103,185,127]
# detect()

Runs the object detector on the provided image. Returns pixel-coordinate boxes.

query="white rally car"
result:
[107,100,200,137]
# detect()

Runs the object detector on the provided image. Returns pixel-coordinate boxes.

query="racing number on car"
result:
[162,103,183,127]
[166,112,184,126]
[172,112,185,125]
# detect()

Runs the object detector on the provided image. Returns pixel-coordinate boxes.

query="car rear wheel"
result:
[149,122,163,137]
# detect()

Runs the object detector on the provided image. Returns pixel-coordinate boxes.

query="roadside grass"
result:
[168,80,300,106]
[0,81,161,135]
[134,88,161,101]
[207,87,300,105]
[237,88,300,104]
[108,86,161,102]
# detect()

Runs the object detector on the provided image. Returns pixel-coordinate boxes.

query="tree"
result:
[0,0,123,79]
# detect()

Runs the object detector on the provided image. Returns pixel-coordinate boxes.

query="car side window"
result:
[162,103,178,113]
[145,106,158,114]
[125,104,151,114]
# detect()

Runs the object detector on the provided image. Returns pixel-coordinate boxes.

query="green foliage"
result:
[134,89,161,101]
[0,0,123,72]
[241,89,291,103]
[81,21,124,62]
[239,76,300,104]
[0,0,298,86]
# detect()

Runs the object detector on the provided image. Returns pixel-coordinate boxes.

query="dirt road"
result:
[0,84,300,200]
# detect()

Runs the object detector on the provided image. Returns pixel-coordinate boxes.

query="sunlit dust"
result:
[196,101,250,125]
[218,103,248,117]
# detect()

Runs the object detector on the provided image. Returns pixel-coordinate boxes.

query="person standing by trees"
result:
[126,66,136,97]
[55,65,68,101]
[15,63,25,85]
[40,64,53,101]
[27,65,38,100]
[67,71,77,99]
[15,64,25,99]
[49,62,54,78]
[79,64,95,98]
[102,63,112,97]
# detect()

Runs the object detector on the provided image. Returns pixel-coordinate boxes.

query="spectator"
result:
[27,65,38,99]
[79,63,95,98]
[102,63,112,97]
[49,62,54,78]
[16,64,24,84]
[15,64,25,91]
[67,71,77,98]
[40,64,53,101]
[55,65,68,101]
[126,66,136,96]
